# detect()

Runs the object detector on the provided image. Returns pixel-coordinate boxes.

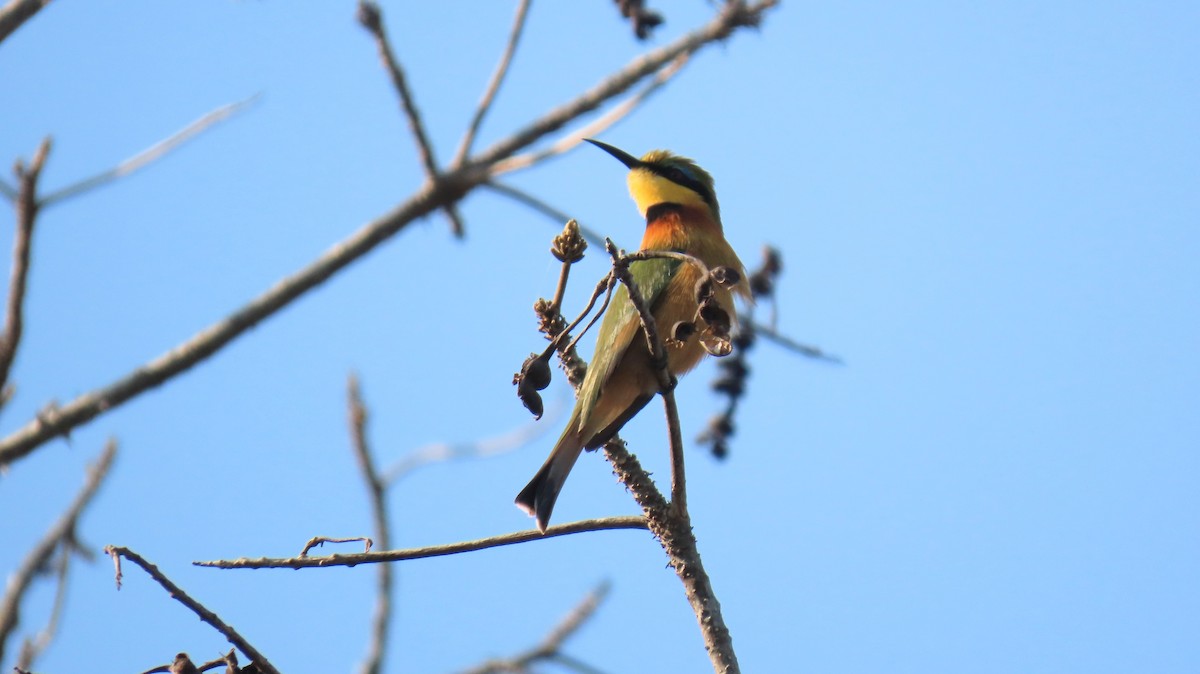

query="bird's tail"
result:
[515,427,584,533]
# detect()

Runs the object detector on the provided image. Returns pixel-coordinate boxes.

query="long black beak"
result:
[584,138,641,170]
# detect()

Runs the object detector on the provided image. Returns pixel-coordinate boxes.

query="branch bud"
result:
[550,219,587,263]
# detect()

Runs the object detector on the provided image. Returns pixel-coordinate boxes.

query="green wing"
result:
[576,256,681,426]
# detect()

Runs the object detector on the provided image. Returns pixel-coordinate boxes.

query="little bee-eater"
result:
[516,139,749,532]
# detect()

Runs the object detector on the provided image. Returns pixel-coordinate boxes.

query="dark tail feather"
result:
[515,431,583,533]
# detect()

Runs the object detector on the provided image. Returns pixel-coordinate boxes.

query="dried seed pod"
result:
[671,320,697,343]
[694,277,715,304]
[699,302,731,338]
[700,335,733,357]
[711,266,741,288]
[514,352,552,419]
[519,389,544,419]
[520,353,552,391]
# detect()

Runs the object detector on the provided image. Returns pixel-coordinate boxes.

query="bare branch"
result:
[0,174,467,469]
[103,546,281,674]
[346,374,391,674]
[194,516,648,570]
[0,0,776,471]
[0,439,115,665]
[452,0,533,167]
[0,0,50,47]
[0,137,50,398]
[357,0,465,237]
[489,53,691,177]
[458,581,611,674]
[39,97,259,207]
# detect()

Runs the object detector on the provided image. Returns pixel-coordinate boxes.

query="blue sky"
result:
[2,2,1198,672]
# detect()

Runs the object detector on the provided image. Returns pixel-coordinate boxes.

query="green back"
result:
[576,256,681,428]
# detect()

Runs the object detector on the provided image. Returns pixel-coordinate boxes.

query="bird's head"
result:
[585,138,720,224]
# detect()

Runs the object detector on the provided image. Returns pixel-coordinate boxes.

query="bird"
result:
[516,138,749,532]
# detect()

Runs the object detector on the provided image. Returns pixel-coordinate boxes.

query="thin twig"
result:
[754,323,842,363]
[13,545,69,671]
[452,0,533,167]
[39,97,258,207]
[381,414,553,487]
[0,0,50,47]
[458,581,611,674]
[103,546,281,674]
[347,374,391,674]
[0,137,49,398]
[483,181,606,247]
[0,440,115,665]
[298,536,373,557]
[357,0,465,237]
[194,516,648,570]
[0,0,777,471]
[489,52,691,177]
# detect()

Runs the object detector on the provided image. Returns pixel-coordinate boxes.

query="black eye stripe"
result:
[649,164,714,206]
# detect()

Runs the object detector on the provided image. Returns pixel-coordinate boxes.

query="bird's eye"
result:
[667,167,687,183]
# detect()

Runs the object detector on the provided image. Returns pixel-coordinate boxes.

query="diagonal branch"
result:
[469,0,777,171]
[451,0,533,168]
[0,0,777,471]
[0,138,49,399]
[489,52,691,177]
[0,439,115,666]
[357,0,465,237]
[103,546,281,674]
[39,97,258,207]
[194,516,648,570]
[0,0,50,47]
[457,581,611,674]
